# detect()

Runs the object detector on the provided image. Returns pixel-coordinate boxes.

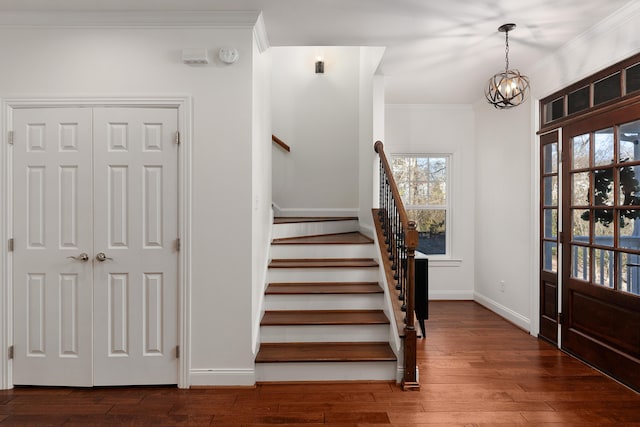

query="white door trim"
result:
[0,96,192,389]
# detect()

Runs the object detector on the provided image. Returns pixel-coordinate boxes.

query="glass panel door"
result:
[540,131,560,344]
[562,104,640,392]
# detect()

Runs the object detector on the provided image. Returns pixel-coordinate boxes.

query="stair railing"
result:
[373,140,420,391]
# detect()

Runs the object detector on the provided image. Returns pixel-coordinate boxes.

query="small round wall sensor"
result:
[218,47,239,64]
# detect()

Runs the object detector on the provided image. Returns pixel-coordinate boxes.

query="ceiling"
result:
[0,0,634,104]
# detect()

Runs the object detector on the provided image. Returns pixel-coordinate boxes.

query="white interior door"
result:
[12,108,94,386]
[92,108,178,385]
[12,106,179,386]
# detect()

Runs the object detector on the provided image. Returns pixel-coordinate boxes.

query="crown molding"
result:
[0,10,262,29]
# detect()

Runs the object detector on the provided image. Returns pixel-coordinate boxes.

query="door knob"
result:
[95,252,113,262]
[67,253,90,262]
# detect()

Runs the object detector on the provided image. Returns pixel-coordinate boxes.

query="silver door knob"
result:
[95,252,113,262]
[67,253,89,262]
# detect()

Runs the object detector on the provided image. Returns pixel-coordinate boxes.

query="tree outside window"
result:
[391,155,449,255]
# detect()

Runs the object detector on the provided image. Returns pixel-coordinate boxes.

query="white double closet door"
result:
[12,107,179,386]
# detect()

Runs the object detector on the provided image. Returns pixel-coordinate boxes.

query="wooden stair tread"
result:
[269,258,378,268]
[255,342,396,363]
[272,232,373,245]
[261,310,389,325]
[266,282,383,294]
[274,217,357,224]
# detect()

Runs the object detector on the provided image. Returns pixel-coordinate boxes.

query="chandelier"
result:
[485,23,530,109]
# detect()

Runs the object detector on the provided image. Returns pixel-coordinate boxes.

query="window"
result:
[391,154,450,256]
[540,53,640,128]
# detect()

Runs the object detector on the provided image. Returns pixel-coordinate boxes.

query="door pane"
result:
[619,120,640,162]
[544,176,558,206]
[594,128,614,166]
[544,142,558,174]
[572,134,590,169]
[571,245,590,281]
[543,241,558,273]
[619,252,640,295]
[572,172,590,206]
[594,212,614,246]
[619,213,640,250]
[572,209,590,243]
[619,165,640,206]
[543,209,557,239]
[594,249,614,288]
[593,169,614,206]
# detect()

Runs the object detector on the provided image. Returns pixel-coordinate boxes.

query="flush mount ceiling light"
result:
[485,23,530,109]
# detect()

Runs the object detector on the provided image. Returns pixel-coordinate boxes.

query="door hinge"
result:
[559,231,565,244]
[175,131,181,145]
[558,312,564,324]
[8,238,13,252]
[8,130,13,145]
[175,345,180,359]
[8,345,13,360]
[175,238,181,252]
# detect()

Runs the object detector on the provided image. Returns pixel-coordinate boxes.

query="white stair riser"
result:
[265,293,383,310]
[270,244,375,259]
[260,324,390,343]
[272,220,359,239]
[268,267,378,283]
[255,361,397,382]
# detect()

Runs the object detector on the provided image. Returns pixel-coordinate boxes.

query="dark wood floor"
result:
[1,301,639,426]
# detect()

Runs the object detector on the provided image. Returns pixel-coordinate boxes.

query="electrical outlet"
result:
[499,280,505,292]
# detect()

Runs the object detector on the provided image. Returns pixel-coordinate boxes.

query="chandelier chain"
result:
[504,30,510,71]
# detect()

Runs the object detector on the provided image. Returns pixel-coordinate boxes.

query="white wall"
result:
[384,105,476,300]
[473,100,533,330]
[358,48,386,235]
[0,16,266,387]
[271,46,361,216]
[250,31,272,354]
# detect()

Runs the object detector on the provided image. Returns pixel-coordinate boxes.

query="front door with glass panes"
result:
[562,103,640,391]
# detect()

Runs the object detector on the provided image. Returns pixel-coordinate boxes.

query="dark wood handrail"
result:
[272,134,291,152]
[374,141,410,228]
[373,140,419,391]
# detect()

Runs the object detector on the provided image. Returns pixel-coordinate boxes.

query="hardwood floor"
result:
[2,301,640,426]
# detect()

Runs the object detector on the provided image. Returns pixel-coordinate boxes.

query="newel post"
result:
[402,221,420,391]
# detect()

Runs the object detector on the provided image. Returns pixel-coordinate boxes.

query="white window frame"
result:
[391,153,452,259]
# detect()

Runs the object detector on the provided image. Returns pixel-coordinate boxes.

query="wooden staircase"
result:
[255,217,398,382]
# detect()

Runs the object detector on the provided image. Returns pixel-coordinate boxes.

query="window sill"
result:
[420,257,463,267]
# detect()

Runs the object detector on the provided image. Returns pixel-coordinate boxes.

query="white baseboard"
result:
[429,290,474,300]
[189,368,255,387]
[473,292,531,332]
[271,203,358,218]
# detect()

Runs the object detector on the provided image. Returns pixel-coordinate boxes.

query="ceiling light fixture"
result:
[485,23,530,109]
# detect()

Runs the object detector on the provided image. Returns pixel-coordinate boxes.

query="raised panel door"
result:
[12,108,93,386]
[92,108,179,385]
